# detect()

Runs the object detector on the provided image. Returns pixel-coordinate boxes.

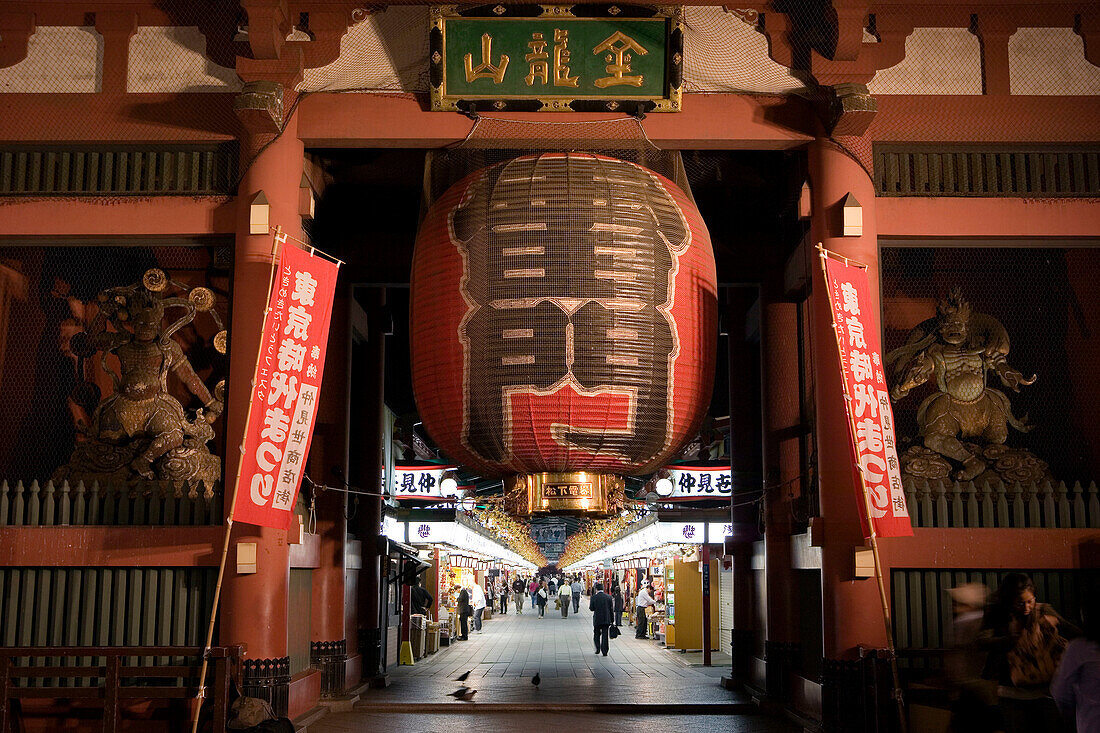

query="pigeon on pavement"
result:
[456,670,472,682]
[531,672,540,688]
[447,687,471,698]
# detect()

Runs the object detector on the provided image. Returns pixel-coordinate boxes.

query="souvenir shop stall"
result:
[661,549,720,651]
[562,516,720,645]
[402,516,539,642]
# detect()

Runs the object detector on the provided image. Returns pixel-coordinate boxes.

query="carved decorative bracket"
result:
[241,0,291,60]
[1080,12,1100,68]
[95,10,138,94]
[0,12,35,69]
[833,1,873,61]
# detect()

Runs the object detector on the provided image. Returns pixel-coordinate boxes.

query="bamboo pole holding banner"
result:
[816,243,908,733]
[188,226,294,733]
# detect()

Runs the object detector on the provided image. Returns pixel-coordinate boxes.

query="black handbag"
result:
[609,625,621,638]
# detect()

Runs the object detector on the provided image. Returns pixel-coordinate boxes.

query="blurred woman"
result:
[979,572,1077,733]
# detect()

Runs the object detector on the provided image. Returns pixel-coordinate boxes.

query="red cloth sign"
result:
[234,238,340,529]
[821,251,912,538]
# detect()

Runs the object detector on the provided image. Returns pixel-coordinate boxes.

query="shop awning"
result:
[560,516,730,572]
[399,515,538,570]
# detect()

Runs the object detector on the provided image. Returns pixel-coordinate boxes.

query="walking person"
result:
[611,585,624,628]
[536,580,548,618]
[456,585,471,641]
[590,582,614,657]
[635,583,656,639]
[529,577,540,611]
[1052,586,1100,733]
[513,576,526,614]
[559,577,572,618]
[945,583,1000,733]
[571,577,583,615]
[471,580,487,634]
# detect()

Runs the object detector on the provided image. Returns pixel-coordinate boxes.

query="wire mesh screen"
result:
[881,246,1100,484]
[0,243,231,484]
[2,3,1097,202]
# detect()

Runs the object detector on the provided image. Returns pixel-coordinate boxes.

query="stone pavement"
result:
[395,597,730,685]
[302,598,801,731]
[307,711,799,732]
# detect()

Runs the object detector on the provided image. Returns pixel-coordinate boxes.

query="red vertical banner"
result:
[820,249,912,538]
[234,236,341,529]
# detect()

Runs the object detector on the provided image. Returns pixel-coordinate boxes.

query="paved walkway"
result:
[394,598,729,686]
[301,598,799,731]
[308,711,800,732]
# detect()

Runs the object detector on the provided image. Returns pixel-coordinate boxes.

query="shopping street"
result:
[306,602,799,732]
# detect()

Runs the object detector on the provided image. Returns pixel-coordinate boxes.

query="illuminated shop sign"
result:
[390,465,460,500]
[664,466,733,500]
[656,522,704,544]
[706,522,734,543]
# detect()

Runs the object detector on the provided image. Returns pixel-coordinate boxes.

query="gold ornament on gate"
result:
[503,471,624,517]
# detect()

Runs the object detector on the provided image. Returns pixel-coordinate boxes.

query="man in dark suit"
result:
[589,582,614,656]
[456,586,471,640]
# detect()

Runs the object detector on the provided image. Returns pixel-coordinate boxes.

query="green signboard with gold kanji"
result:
[430,5,683,113]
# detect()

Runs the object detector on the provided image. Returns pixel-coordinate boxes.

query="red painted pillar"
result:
[701,543,712,666]
[808,136,889,657]
[310,280,353,690]
[761,295,799,692]
[220,112,304,697]
[354,288,387,677]
[725,286,761,686]
[400,585,412,645]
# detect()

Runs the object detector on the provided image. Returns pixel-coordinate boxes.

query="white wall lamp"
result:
[841,192,862,237]
[249,190,270,235]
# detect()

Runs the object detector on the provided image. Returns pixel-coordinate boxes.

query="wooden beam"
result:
[877,197,1100,239]
[869,95,1100,143]
[0,197,237,236]
[295,93,817,149]
[0,527,225,566]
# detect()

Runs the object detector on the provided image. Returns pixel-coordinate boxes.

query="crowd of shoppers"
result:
[447,573,658,656]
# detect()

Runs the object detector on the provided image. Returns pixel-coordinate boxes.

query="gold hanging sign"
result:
[430,5,683,113]
[503,472,626,516]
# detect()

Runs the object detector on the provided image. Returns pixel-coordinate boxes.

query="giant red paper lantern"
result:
[410,153,716,482]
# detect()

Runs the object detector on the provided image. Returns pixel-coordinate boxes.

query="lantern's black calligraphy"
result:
[450,155,690,467]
